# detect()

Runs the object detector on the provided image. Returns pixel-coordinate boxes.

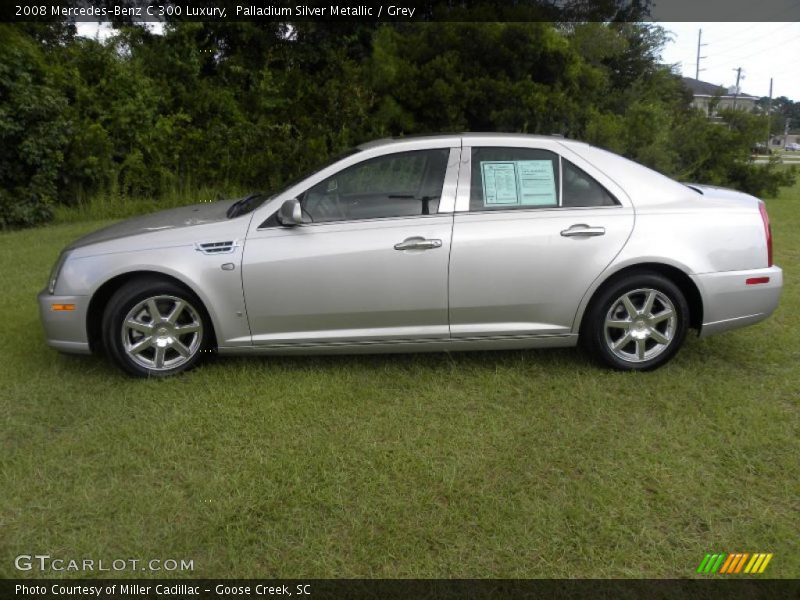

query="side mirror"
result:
[277,198,303,226]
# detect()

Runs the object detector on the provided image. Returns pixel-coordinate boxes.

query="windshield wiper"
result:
[226,191,270,218]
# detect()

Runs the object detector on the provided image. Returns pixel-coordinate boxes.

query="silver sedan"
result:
[39,134,782,376]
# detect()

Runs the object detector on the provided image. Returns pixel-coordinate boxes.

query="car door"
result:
[242,145,460,346]
[448,141,635,339]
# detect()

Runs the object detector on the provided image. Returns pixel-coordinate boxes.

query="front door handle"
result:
[394,236,443,251]
[560,224,606,237]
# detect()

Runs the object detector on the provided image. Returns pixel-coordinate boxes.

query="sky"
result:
[76,21,800,102]
[659,22,800,101]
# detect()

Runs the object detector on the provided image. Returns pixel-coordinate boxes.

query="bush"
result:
[728,160,797,198]
[0,26,68,228]
[669,108,796,197]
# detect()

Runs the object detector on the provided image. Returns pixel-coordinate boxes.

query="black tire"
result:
[102,277,213,378]
[581,271,689,371]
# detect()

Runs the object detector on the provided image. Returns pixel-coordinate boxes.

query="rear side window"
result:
[470,147,560,211]
[562,158,619,207]
[469,148,620,211]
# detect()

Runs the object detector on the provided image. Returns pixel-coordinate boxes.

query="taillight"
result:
[758,201,773,267]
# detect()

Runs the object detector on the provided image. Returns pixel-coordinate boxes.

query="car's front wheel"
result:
[102,278,212,377]
[582,272,689,371]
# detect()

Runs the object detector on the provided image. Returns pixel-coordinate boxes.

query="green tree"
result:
[0,26,69,227]
[369,22,602,135]
[0,18,794,228]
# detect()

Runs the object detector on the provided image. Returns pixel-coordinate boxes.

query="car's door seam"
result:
[446,142,464,341]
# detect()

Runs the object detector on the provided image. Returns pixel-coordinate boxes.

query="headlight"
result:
[47,250,71,295]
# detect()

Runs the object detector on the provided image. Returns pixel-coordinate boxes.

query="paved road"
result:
[753,155,800,164]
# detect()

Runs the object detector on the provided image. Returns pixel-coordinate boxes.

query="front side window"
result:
[301,149,449,223]
[470,147,560,211]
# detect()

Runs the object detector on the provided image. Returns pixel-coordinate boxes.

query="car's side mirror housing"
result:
[277,198,303,226]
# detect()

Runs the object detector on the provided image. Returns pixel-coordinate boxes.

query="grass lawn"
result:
[1,183,798,579]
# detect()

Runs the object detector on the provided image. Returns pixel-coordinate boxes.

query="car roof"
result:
[356,133,588,150]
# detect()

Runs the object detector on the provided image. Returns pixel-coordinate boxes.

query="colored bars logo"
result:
[697,553,773,574]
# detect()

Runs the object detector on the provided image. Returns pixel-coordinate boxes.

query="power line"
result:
[712,31,800,68]
[707,22,797,54]
[704,23,762,47]
[768,61,800,77]
[661,22,800,100]
[662,23,800,81]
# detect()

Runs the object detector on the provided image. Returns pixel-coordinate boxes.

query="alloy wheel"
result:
[603,288,677,363]
[121,295,203,371]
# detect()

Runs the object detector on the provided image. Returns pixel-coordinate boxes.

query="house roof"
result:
[681,77,758,99]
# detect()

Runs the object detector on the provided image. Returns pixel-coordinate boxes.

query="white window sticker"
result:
[480,160,557,207]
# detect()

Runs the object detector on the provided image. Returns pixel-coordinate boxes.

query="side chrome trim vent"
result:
[195,240,238,255]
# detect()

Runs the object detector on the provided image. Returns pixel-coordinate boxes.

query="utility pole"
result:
[765,77,773,153]
[786,117,791,148]
[732,67,743,110]
[695,29,707,79]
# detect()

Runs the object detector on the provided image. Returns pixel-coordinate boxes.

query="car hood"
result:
[66,200,238,250]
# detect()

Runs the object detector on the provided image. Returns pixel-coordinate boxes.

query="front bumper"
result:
[695,266,783,338]
[37,290,91,354]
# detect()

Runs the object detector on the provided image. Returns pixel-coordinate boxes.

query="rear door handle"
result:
[560,224,606,237]
[394,236,443,250]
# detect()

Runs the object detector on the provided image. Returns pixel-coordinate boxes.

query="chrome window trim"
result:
[437,146,461,214]
[261,202,624,231]
[454,145,472,212]
[453,205,624,218]
[261,212,454,231]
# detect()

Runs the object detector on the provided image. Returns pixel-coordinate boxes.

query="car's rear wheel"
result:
[582,272,689,371]
[103,278,212,377]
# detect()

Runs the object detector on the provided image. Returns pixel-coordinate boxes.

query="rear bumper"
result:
[37,289,91,354]
[694,266,783,338]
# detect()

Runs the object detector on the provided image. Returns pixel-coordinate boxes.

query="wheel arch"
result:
[575,261,704,335]
[86,270,218,353]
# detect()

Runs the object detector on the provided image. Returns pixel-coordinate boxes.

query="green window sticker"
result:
[517,160,557,205]
[480,160,557,207]
[481,162,519,204]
